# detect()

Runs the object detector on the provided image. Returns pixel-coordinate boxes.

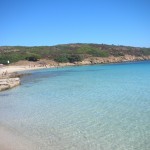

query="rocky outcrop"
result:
[0,78,20,91]
[26,55,149,67]
[74,55,150,66]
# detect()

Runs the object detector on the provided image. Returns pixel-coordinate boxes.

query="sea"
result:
[0,61,150,150]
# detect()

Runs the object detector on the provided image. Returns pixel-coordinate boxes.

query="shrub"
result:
[0,55,9,64]
[54,54,83,63]
[76,45,109,57]
[54,55,69,63]
[0,53,25,64]
[26,56,38,61]
[88,50,109,57]
[25,54,41,61]
[113,52,124,57]
[141,49,150,55]
[68,55,83,63]
[76,45,94,54]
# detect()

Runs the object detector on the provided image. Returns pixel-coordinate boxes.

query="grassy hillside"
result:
[0,43,150,64]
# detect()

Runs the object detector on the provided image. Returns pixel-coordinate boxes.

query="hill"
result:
[0,43,150,64]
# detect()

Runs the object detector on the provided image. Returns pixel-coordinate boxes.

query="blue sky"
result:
[0,0,150,47]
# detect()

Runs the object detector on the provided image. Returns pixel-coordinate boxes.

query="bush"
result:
[76,45,109,57]
[26,56,38,61]
[141,49,150,55]
[25,54,41,61]
[54,55,69,63]
[54,54,83,63]
[76,45,94,54]
[0,55,9,64]
[113,52,124,57]
[88,50,109,57]
[68,55,83,63]
[0,53,25,64]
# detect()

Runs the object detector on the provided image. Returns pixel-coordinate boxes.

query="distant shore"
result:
[1,54,150,73]
[0,54,150,92]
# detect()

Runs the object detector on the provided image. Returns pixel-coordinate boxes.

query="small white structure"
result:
[7,60,10,64]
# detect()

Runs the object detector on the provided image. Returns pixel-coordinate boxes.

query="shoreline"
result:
[0,55,150,92]
[0,125,38,150]
[0,57,150,150]
[1,55,150,73]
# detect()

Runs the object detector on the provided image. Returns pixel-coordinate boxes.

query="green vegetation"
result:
[0,53,25,64]
[54,55,69,63]
[68,55,83,63]
[141,48,150,55]
[54,54,83,63]
[0,44,150,64]
[0,51,41,64]
[88,49,109,57]
[76,45,109,57]
[25,53,41,61]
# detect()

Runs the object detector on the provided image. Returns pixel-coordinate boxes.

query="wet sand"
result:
[0,125,38,150]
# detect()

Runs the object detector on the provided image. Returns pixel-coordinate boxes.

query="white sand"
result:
[0,125,38,150]
[0,66,48,74]
[0,65,51,149]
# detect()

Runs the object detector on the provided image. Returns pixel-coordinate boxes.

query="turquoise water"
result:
[0,61,150,150]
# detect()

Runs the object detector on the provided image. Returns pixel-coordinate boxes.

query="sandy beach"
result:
[0,55,150,92]
[1,54,150,76]
[0,64,42,149]
[0,125,38,150]
[0,59,60,75]
[0,65,51,92]
[0,62,49,149]
[0,65,48,75]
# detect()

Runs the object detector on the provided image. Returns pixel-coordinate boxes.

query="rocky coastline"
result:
[56,55,150,67]
[0,78,20,91]
[0,55,150,92]
[0,72,22,92]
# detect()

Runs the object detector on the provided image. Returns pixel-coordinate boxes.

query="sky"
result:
[0,0,150,47]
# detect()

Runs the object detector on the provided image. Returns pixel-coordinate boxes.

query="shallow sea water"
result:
[0,61,150,150]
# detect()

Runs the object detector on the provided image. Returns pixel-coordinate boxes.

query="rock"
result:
[0,78,20,92]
